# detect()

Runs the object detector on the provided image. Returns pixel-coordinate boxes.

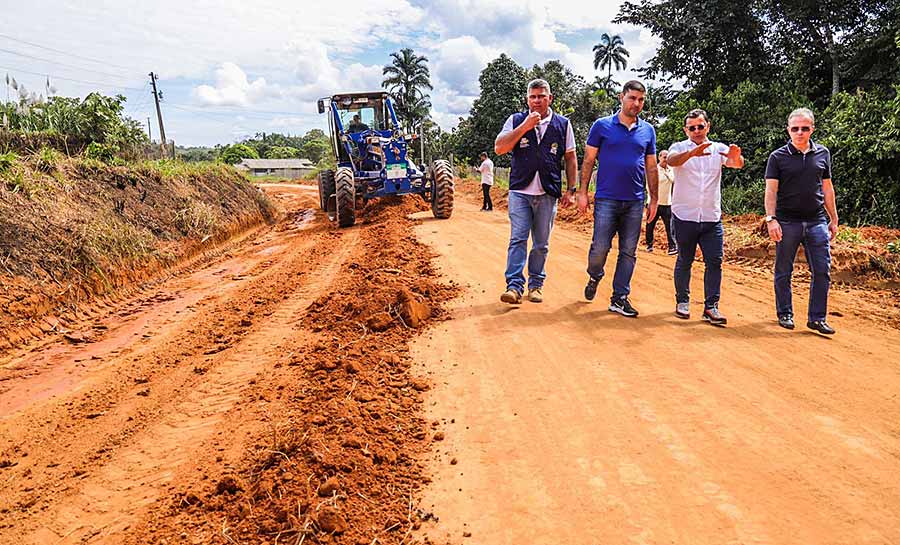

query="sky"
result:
[1,0,659,147]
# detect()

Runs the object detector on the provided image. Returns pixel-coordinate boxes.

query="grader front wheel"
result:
[334,167,356,228]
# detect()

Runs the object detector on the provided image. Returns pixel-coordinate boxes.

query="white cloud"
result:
[432,36,500,96]
[193,63,279,107]
[3,0,657,144]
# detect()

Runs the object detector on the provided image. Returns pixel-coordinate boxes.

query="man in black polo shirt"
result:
[764,107,839,334]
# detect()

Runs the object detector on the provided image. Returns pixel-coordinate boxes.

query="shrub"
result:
[219,144,259,165]
[0,151,17,174]
[35,146,62,173]
[84,142,120,164]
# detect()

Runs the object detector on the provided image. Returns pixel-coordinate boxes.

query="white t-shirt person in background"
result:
[478,152,495,211]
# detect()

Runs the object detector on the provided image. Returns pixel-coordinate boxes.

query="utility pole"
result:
[147,117,152,141]
[149,72,167,158]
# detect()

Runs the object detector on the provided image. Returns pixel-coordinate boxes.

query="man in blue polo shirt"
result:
[495,78,578,304]
[576,80,658,317]
[765,107,839,334]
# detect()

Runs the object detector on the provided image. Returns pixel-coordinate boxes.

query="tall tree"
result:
[615,0,773,99]
[764,0,878,100]
[455,54,529,166]
[382,48,433,132]
[592,33,629,82]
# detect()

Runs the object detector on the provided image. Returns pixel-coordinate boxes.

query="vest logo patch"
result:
[519,137,529,148]
[550,142,558,155]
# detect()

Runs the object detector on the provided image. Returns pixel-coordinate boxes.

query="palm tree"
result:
[592,33,629,84]
[382,48,433,132]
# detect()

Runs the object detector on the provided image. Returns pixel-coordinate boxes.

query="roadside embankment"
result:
[0,156,277,351]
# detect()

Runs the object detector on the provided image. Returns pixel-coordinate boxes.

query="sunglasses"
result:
[789,126,812,133]
[686,123,706,132]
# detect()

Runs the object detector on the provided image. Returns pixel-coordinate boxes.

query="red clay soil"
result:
[0,186,458,544]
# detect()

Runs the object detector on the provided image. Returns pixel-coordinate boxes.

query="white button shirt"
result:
[669,139,729,222]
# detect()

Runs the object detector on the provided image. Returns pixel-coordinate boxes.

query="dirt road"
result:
[412,199,900,545]
[2,185,899,544]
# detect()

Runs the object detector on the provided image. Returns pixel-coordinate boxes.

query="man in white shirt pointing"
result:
[666,108,743,325]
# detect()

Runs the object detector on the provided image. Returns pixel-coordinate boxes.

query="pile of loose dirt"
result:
[0,158,277,352]
[121,196,459,544]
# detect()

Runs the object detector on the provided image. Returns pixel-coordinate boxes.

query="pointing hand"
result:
[691,142,714,157]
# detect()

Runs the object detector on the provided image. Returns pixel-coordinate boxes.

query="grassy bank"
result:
[0,154,277,349]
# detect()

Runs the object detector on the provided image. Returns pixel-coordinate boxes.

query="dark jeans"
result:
[775,220,831,321]
[646,204,675,249]
[587,198,644,302]
[481,183,493,210]
[672,215,724,309]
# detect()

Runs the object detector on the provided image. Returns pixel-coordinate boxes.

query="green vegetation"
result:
[265,146,300,159]
[219,143,259,164]
[1,90,148,158]
[836,228,865,244]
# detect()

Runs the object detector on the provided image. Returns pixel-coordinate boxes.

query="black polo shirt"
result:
[765,141,831,222]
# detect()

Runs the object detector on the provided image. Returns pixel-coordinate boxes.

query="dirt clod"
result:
[317,506,348,534]
[367,312,394,332]
[318,476,340,497]
[215,476,241,495]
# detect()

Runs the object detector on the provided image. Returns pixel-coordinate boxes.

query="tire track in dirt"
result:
[20,228,361,544]
[0,187,356,543]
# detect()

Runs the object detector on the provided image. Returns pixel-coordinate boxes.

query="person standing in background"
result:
[646,149,676,254]
[478,151,494,211]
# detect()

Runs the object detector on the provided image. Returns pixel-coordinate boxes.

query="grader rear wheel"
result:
[431,159,454,219]
[317,169,335,212]
[334,167,356,228]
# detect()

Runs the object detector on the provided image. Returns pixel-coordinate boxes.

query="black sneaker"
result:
[667,247,678,255]
[609,298,639,317]
[645,246,654,253]
[778,314,795,330]
[584,277,599,301]
[807,320,835,335]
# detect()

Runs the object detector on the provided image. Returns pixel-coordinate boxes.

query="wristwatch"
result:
[765,215,776,223]
[567,186,578,194]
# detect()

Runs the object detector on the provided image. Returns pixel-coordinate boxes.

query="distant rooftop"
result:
[236,158,315,170]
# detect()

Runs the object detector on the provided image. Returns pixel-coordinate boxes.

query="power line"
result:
[0,63,145,92]
[0,46,139,83]
[167,102,306,118]
[0,32,131,70]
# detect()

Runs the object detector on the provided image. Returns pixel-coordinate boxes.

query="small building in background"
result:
[235,158,315,179]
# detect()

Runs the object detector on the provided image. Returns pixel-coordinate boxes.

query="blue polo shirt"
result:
[586,113,657,201]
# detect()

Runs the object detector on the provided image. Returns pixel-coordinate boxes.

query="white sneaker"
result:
[675,302,690,319]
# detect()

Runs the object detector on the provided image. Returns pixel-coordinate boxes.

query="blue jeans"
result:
[587,198,643,302]
[775,220,831,321]
[505,191,558,293]
[672,216,724,309]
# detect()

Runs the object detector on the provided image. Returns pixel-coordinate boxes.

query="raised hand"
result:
[522,111,542,131]
[720,144,742,162]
